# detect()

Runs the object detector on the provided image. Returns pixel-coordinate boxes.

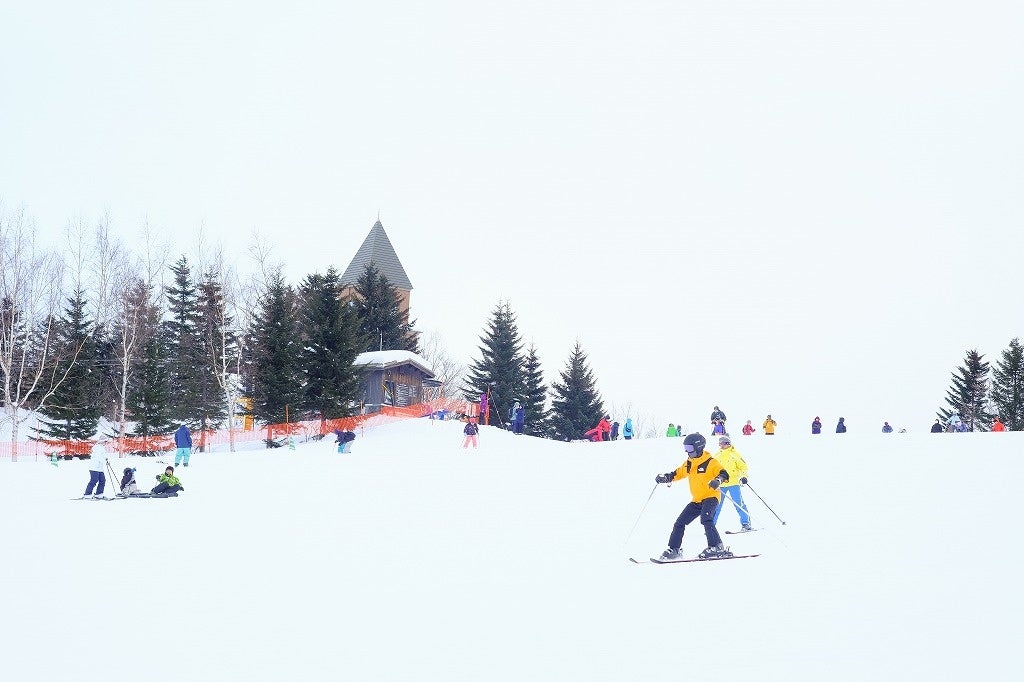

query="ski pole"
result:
[105,459,123,495]
[743,482,786,525]
[624,484,660,545]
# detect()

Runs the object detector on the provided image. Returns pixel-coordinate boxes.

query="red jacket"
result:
[993,420,1006,432]
[741,424,755,435]
[597,418,611,436]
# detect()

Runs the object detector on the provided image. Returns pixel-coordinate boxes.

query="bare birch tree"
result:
[0,208,75,457]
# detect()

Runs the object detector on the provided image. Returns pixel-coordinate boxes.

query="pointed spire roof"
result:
[340,220,413,290]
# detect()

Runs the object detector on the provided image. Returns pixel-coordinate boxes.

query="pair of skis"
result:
[630,554,760,564]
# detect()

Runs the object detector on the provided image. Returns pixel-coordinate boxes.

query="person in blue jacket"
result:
[174,424,193,467]
[882,421,893,433]
[622,418,635,440]
[511,402,525,434]
[811,417,822,434]
[836,417,847,434]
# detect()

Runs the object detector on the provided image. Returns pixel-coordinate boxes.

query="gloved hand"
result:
[708,477,721,490]
[740,477,748,485]
[655,472,673,484]
[155,475,161,481]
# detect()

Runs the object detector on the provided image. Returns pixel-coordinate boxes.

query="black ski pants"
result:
[668,497,723,550]
[151,482,182,495]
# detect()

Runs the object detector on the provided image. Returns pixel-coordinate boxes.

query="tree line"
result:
[940,340,1024,431]
[1,210,416,448]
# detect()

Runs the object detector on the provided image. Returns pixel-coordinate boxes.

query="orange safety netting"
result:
[0,397,473,462]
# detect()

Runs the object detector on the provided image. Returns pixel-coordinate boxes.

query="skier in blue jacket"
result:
[622,418,634,440]
[174,424,193,467]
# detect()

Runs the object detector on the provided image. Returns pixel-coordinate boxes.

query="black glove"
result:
[740,477,748,485]
[155,475,160,481]
[708,477,721,490]
[655,472,673,484]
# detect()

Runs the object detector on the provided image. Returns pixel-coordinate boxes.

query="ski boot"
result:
[698,543,733,560]
[658,547,682,561]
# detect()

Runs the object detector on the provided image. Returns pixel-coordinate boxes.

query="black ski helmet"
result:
[683,432,706,458]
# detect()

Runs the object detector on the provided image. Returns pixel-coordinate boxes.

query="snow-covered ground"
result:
[2,419,1019,681]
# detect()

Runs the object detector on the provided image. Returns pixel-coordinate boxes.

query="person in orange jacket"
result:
[992,417,1006,432]
[763,415,777,435]
[653,433,733,561]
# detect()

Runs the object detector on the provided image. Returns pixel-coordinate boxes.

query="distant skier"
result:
[946,411,963,433]
[676,424,683,437]
[836,417,847,434]
[463,417,479,449]
[480,392,489,426]
[598,416,612,441]
[711,419,726,436]
[811,417,822,434]
[710,406,727,425]
[174,424,192,467]
[334,429,355,453]
[763,415,777,435]
[882,422,893,433]
[610,421,620,440]
[152,466,184,496]
[84,438,109,499]
[741,420,755,436]
[930,419,944,433]
[713,436,752,532]
[653,433,732,561]
[665,423,677,437]
[992,417,1006,432]
[622,418,635,440]
[954,420,969,433]
[511,402,525,435]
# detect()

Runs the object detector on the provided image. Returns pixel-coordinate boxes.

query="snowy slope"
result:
[1,420,1019,681]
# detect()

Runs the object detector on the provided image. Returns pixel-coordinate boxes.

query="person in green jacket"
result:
[151,466,184,496]
[666,423,677,437]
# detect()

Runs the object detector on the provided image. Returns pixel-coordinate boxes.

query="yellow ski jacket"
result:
[715,445,748,488]
[668,451,728,503]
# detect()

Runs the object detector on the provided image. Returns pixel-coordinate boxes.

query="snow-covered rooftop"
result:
[353,350,434,377]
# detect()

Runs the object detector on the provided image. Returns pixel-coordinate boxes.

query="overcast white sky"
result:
[2,1,1021,433]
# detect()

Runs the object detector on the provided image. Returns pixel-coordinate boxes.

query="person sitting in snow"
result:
[119,467,142,496]
[152,466,184,496]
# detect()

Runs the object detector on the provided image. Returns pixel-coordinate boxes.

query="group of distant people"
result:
[929,411,1007,433]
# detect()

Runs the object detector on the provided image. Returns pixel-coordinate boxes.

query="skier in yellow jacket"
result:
[712,436,752,531]
[653,433,732,560]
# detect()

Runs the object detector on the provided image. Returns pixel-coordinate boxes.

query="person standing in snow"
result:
[511,402,525,434]
[712,436,752,532]
[653,433,732,560]
[84,438,109,498]
[992,417,1006,432]
[152,466,184,496]
[334,429,355,453]
[480,392,489,426]
[882,421,893,433]
[173,424,192,467]
[741,420,755,436]
[836,417,847,433]
[946,411,962,433]
[463,417,479,448]
[675,424,683,437]
[666,423,677,437]
[622,418,635,440]
[711,419,726,436]
[710,406,727,426]
[811,417,822,434]
[763,415,777,435]
[930,419,944,433]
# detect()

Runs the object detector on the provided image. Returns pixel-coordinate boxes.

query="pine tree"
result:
[196,272,235,429]
[991,338,1024,431]
[463,302,525,427]
[939,349,992,432]
[297,267,363,420]
[127,290,173,438]
[352,263,418,353]
[164,256,204,427]
[519,344,550,437]
[245,269,303,426]
[34,289,102,441]
[549,341,605,441]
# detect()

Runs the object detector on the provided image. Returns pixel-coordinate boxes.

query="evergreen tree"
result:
[939,349,992,432]
[127,287,173,438]
[34,289,102,441]
[245,269,303,426]
[991,337,1024,431]
[549,341,605,441]
[463,302,525,427]
[352,263,418,353]
[164,256,204,427]
[196,272,235,429]
[297,267,363,420]
[519,344,550,438]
